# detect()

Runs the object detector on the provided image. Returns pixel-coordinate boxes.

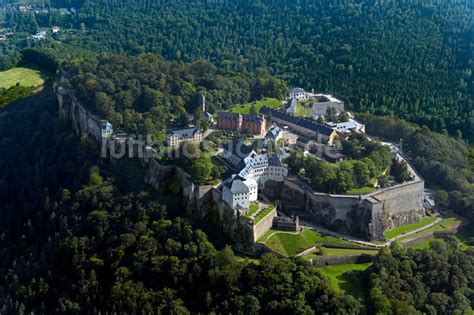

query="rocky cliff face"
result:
[56,87,255,247]
[57,89,102,141]
[57,87,209,214]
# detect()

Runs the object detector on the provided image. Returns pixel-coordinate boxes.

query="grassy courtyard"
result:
[259,228,359,256]
[317,263,372,300]
[294,101,313,118]
[229,97,282,115]
[254,205,275,223]
[0,67,46,89]
[346,186,376,195]
[249,203,259,214]
[384,215,437,239]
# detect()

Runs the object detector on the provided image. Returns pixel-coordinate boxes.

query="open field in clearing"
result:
[384,215,437,239]
[317,263,372,300]
[229,97,282,115]
[0,67,45,89]
[259,228,360,256]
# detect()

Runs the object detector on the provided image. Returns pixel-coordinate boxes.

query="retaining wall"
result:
[310,254,375,267]
[252,208,278,242]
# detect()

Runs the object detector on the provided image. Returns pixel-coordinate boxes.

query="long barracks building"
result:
[260,107,337,145]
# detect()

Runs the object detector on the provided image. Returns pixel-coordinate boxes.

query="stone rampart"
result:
[252,208,278,242]
[310,254,375,267]
[281,176,425,241]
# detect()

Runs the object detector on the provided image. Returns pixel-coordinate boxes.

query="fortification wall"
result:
[253,209,278,242]
[174,167,214,217]
[281,178,371,238]
[310,254,374,267]
[212,189,255,249]
[400,223,463,247]
[280,177,425,241]
[370,180,425,230]
[57,87,214,217]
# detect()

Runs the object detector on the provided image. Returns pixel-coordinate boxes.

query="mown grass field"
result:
[0,67,45,89]
[398,211,466,243]
[260,228,359,256]
[229,97,282,115]
[317,263,372,300]
[384,215,437,239]
[408,223,473,250]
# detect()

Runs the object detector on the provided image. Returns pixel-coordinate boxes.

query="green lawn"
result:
[346,186,376,195]
[261,228,359,256]
[294,102,313,118]
[229,97,282,115]
[254,205,275,223]
[249,203,259,214]
[407,223,473,251]
[0,67,45,89]
[399,211,466,242]
[317,263,372,300]
[384,215,437,239]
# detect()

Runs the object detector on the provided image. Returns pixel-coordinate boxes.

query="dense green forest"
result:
[367,241,474,314]
[1,0,472,141]
[0,88,360,314]
[0,1,473,313]
[65,54,285,135]
[1,88,473,313]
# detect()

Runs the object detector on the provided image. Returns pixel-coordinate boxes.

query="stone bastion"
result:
[279,176,425,241]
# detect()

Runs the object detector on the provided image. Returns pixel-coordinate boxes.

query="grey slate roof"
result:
[290,87,306,94]
[260,107,335,136]
[167,128,199,138]
[218,111,241,120]
[223,177,249,194]
[223,140,254,159]
[297,136,311,145]
[242,114,265,123]
[267,153,283,167]
[266,124,282,139]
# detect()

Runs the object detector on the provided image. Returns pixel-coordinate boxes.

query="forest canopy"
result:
[65,54,285,136]
[2,0,472,141]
